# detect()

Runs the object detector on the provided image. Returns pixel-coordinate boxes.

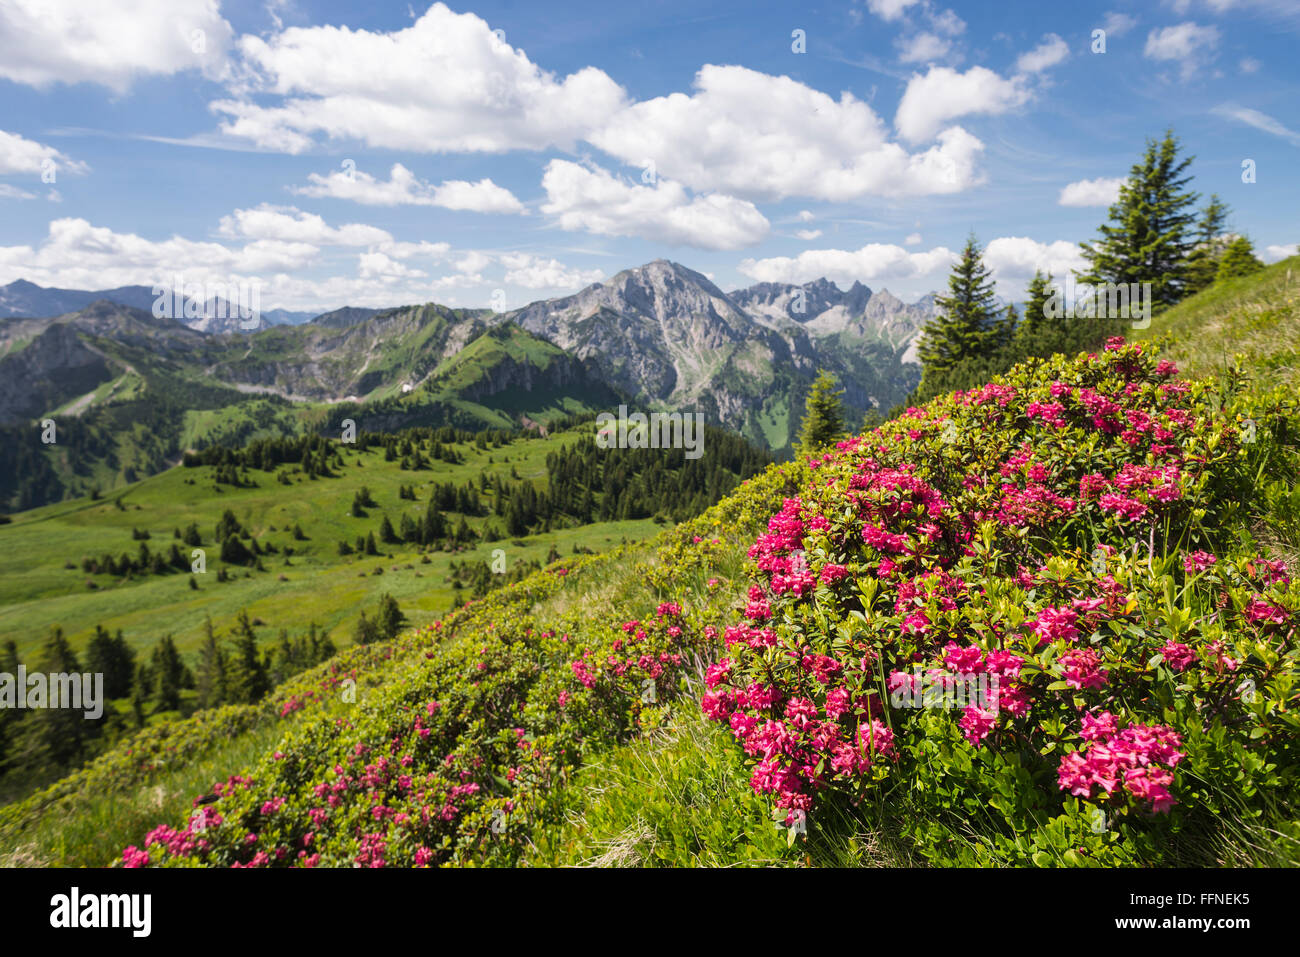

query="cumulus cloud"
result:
[217,204,392,246]
[211,3,627,154]
[894,65,1030,143]
[0,217,320,291]
[1016,34,1070,74]
[897,32,951,63]
[293,163,526,213]
[865,0,923,21]
[1144,22,1219,79]
[539,160,770,250]
[500,252,604,290]
[1058,176,1125,207]
[1264,243,1298,262]
[982,236,1087,284]
[795,229,823,240]
[0,0,233,92]
[738,242,957,285]
[0,129,89,177]
[904,232,922,245]
[592,65,985,199]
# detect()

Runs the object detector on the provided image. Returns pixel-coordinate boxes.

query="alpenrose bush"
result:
[114,554,723,868]
[704,339,1300,865]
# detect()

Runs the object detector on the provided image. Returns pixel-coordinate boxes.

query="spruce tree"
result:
[1077,130,1200,308]
[1216,235,1264,281]
[1015,270,1056,353]
[921,234,999,369]
[226,610,269,704]
[1183,195,1231,296]
[375,594,405,640]
[195,615,228,709]
[797,370,845,456]
[85,625,136,699]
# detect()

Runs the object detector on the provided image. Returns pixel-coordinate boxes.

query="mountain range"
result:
[0,261,939,508]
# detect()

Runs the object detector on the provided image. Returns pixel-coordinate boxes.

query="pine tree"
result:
[797,370,845,456]
[1015,270,1056,353]
[85,625,136,699]
[913,235,1003,401]
[226,610,269,705]
[150,635,188,712]
[1077,130,1200,308]
[1216,235,1264,281]
[1183,195,1231,296]
[375,594,405,640]
[195,615,228,709]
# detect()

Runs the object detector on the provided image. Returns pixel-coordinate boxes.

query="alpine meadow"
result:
[1,0,1299,930]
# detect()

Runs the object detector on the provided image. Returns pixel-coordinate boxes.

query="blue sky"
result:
[0,0,1297,313]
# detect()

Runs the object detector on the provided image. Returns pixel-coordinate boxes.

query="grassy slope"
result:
[1134,255,1300,391]
[0,424,659,660]
[4,263,1298,868]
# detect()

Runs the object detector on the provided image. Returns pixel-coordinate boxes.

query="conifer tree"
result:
[1216,235,1264,281]
[919,234,999,377]
[195,615,228,709]
[226,610,269,705]
[1077,130,1199,307]
[1183,195,1231,296]
[797,370,845,456]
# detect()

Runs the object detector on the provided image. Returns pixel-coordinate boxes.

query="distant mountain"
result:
[311,306,385,329]
[501,260,936,449]
[0,279,338,330]
[0,260,941,507]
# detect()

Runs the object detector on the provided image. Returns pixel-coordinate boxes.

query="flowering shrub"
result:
[115,558,728,867]
[705,340,1300,864]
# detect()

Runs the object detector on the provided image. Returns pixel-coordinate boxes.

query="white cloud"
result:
[1239,57,1261,73]
[1211,105,1300,146]
[1264,243,1298,262]
[0,184,38,201]
[592,65,985,199]
[897,32,951,63]
[894,65,1030,143]
[797,210,815,222]
[1058,176,1125,207]
[795,229,823,240]
[217,204,392,246]
[0,129,89,177]
[1016,34,1070,74]
[866,0,923,21]
[1102,12,1138,37]
[982,236,1087,285]
[212,3,627,153]
[904,232,922,245]
[738,242,957,285]
[0,217,321,291]
[540,160,770,250]
[1144,22,1220,79]
[926,8,966,36]
[292,163,526,214]
[499,252,604,290]
[454,251,494,275]
[0,0,233,92]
